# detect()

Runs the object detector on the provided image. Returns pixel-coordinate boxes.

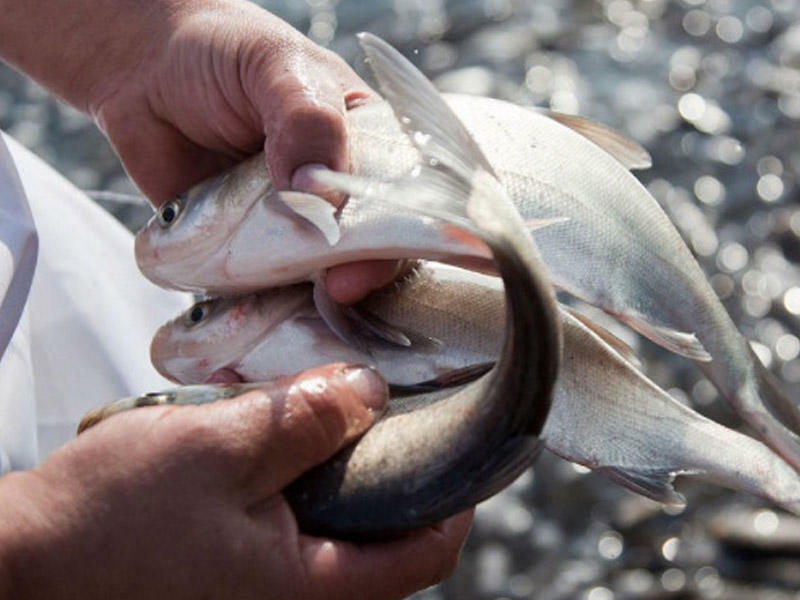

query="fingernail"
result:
[290,163,330,192]
[291,163,346,207]
[341,365,388,412]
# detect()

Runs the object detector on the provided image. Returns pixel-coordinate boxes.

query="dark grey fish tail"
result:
[283,32,561,540]
[284,220,561,540]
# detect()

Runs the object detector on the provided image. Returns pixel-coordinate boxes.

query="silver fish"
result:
[84,33,563,539]
[135,35,800,473]
[150,262,800,515]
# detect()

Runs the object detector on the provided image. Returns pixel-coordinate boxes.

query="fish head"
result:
[150,285,314,383]
[135,154,271,289]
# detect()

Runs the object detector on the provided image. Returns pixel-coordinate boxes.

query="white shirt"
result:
[0,133,190,472]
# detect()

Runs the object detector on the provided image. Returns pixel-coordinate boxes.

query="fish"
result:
[83,33,563,539]
[134,35,800,473]
[148,262,800,515]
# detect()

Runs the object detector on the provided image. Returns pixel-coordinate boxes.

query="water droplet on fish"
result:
[413,130,431,146]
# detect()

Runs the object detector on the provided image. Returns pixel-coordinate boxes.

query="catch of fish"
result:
[80,33,800,537]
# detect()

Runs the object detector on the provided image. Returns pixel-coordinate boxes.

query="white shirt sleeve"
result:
[0,133,39,473]
[0,132,191,471]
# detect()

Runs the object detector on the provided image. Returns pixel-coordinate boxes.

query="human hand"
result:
[87,0,399,304]
[0,0,400,303]
[0,364,472,600]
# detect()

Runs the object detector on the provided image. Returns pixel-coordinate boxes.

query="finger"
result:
[325,260,407,304]
[244,46,374,191]
[301,509,475,600]
[95,99,235,206]
[162,363,388,501]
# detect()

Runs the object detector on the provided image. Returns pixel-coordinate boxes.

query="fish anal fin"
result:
[277,191,340,246]
[614,312,712,362]
[595,466,686,507]
[563,307,641,367]
[542,111,652,170]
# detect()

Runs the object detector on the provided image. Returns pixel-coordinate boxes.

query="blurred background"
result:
[3,0,800,597]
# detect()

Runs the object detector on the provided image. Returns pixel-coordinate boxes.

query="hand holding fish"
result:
[0,0,400,303]
[0,364,472,600]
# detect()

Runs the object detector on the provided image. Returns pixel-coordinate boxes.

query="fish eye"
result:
[158,197,183,228]
[184,301,214,326]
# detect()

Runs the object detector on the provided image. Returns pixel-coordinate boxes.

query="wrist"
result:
[0,471,64,600]
[0,473,36,600]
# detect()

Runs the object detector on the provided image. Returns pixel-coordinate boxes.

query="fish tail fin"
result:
[744,406,800,475]
[695,425,800,516]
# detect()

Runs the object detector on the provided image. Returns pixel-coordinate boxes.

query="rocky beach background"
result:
[2,0,800,598]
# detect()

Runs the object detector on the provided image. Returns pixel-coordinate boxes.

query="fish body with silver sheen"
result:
[150,262,800,515]
[135,76,800,473]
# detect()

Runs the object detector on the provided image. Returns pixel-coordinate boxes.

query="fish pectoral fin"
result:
[562,307,641,368]
[595,466,687,507]
[540,111,653,171]
[312,278,372,355]
[348,306,443,350]
[389,362,495,395]
[277,191,341,246]
[613,312,712,362]
[346,306,411,347]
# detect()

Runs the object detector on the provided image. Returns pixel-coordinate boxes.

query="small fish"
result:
[135,34,800,474]
[150,262,800,515]
[85,33,563,539]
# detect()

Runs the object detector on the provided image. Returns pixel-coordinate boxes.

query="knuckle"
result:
[289,375,351,449]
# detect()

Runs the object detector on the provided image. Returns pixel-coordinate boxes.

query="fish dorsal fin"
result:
[359,33,495,183]
[542,111,652,171]
[562,307,641,368]
[277,191,340,246]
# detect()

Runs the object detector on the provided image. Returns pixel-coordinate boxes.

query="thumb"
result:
[172,363,388,502]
